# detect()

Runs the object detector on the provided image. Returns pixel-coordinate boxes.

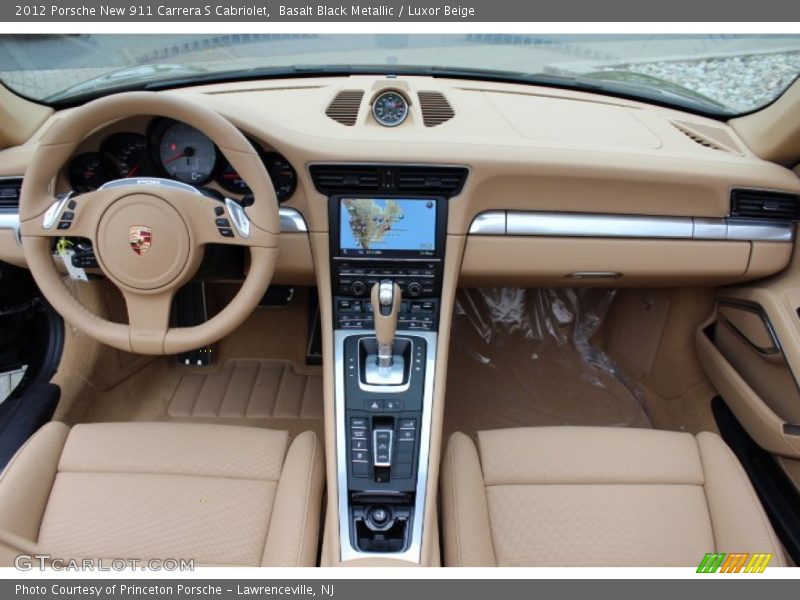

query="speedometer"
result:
[372,91,409,127]
[154,120,217,184]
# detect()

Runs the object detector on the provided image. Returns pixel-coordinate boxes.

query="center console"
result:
[329,193,446,561]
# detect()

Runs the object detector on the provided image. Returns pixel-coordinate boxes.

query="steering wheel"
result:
[18,92,280,355]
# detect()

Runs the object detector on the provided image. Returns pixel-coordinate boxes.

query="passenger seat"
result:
[441,426,786,567]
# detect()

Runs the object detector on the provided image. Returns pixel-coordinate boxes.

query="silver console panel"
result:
[335,328,437,564]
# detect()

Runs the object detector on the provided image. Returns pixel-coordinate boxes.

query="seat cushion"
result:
[0,421,323,567]
[441,426,786,567]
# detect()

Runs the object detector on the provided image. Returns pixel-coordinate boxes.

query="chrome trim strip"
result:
[98,177,204,195]
[725,218,793,242]
[469,211,506,235]
[0,212,19,231]
[692,218,728,240]
[278,207,308,233]
[469,211,794,243]
[1,207,309,235]
[507,212,694,239]
[335,328,437,564]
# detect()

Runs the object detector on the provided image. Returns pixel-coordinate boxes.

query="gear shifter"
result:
[371,280,401,367]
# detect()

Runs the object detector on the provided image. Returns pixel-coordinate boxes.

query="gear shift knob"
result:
[371,280,401,367]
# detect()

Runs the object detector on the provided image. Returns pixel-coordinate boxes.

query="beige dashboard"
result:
[2,74,799,286]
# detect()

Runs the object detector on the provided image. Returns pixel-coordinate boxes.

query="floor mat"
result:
[444,288,652,440]
[63,289,325,441]
[168,359,323,420]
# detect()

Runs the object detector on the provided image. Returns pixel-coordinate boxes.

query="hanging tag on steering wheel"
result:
[56,239,88,282]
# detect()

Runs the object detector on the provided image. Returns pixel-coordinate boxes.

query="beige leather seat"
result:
[442,427,786,567]
[0,421,324,566]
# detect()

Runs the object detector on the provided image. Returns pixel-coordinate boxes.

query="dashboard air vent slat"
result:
[309,165,468,198]
[325,90,364,126]
[417,91,455,127]
[396,168,466,195]
[0,178,23,210]
[731,189,800,221]
[671,120,742,154]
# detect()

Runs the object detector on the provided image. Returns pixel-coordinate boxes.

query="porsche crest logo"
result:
[129,226,152,256]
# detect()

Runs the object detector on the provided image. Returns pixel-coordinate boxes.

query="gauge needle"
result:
[127,164,140,177]
[162,152,186,165]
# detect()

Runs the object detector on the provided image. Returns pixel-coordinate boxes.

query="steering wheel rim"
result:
[18,91,280,355]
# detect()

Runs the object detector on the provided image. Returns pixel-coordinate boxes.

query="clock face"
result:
[373,91,409,127]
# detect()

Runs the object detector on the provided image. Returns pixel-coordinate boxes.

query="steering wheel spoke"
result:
[20,189,110,241]
[182,194,276,249]
[122,289,174,354]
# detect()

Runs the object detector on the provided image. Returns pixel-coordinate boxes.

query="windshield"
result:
[1,34,799,115]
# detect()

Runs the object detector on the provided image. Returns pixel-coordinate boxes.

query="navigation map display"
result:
[339,198,437,256]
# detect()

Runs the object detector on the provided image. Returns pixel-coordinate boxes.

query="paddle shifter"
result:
[372,280,401,367]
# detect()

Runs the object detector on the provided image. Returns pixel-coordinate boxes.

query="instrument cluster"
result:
[66,118,297,202]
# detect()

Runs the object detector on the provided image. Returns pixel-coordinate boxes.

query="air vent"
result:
[325,90,364,126]
[396,167,466,195]
[0,178,22,210]
[671,120,742,154]
[309,166,382,194]
[417,91,455,127]
[310,165,468,198]
[731,189,800,221]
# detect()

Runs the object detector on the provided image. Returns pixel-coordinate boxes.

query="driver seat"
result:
[0,421,324,566]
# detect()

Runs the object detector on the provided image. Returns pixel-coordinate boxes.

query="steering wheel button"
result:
[62,211,75,221]
[57,221,71,230]
[67,200,77,210]
[215,218,231,227]
[214,206,225,216]
[218,227,234,238]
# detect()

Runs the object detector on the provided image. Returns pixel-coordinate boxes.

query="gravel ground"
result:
[597,51,800,112]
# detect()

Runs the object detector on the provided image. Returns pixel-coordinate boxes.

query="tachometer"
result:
[67,152,114,193]
[372,91,409,127]
[101,132,156,179]
[154,120,217,184]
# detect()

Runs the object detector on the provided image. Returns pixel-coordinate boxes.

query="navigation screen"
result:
[339,198,436,256]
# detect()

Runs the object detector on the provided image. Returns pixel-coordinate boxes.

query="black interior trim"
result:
[0,383,60,469]
[712,396,800,564]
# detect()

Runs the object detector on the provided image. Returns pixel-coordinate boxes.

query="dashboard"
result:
[65,117,297,201]
[2,74,800,287]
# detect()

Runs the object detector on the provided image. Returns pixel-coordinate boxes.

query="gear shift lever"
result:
[371,280,401,368]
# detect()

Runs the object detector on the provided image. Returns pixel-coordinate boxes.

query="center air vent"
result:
[325,90,364,126]
[309,165,468,198]
[731,189,800,221]
[417,91,455,127]
[0,178,22,210]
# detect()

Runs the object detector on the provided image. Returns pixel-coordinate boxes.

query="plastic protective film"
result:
[448,288,651,429]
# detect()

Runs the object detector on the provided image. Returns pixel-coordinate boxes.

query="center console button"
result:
[352,462,369,477]
[351,281,366,296]
[407,282,422,297]
[370,506,389,525]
